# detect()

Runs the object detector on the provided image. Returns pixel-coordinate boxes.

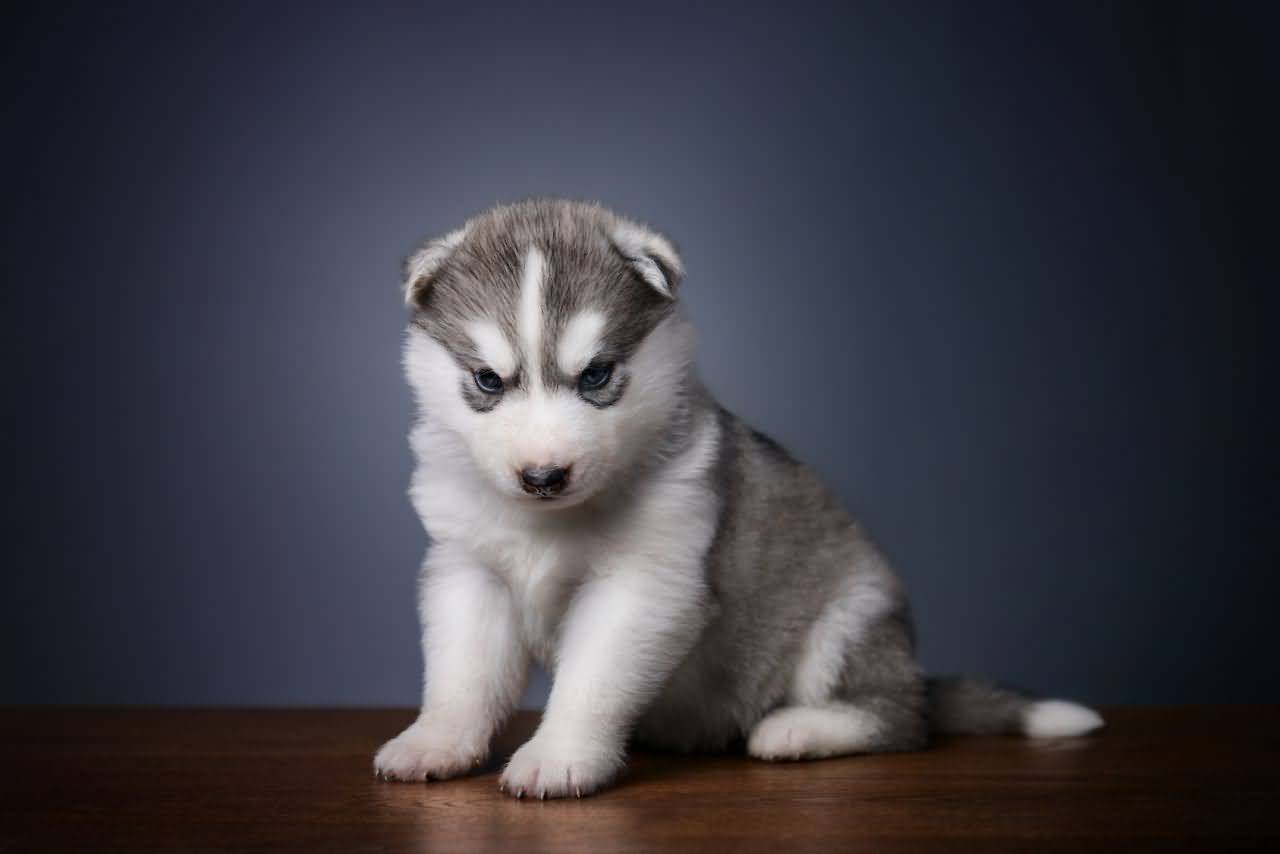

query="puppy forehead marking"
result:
[557,310,606,375]
[517,245,546,390]
[467,320,517,377]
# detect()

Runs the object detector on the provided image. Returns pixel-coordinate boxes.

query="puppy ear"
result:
[610,220,684,300]
[403,227,467,308]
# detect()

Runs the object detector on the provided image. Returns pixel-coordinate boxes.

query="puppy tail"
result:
[926,676,1104,738]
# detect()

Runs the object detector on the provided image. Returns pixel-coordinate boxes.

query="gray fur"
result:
[633,411,929,752]
[926,676,1036,735]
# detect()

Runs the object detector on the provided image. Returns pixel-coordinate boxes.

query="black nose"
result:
[520,465,569,496]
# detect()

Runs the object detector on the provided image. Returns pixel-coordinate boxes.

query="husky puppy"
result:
[375,199,1102,799]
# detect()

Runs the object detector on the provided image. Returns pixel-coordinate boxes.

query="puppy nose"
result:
[520,465,569,496]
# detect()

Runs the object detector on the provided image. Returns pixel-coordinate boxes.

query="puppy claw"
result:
[516,787,525,800]
[539,790,547,801]
[575,786,582,799]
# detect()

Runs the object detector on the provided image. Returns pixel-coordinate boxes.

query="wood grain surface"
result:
[3,707,1277,852]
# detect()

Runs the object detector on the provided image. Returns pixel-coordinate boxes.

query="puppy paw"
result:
[373,721,487,782]
[747,704,884,760]
[747,713,810,760]
[499,734,622,799]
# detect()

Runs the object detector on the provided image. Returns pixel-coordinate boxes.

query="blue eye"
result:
[474,369,503,394]
[578,362,614,392]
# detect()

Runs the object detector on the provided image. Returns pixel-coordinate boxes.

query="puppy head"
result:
[402,199,693,508]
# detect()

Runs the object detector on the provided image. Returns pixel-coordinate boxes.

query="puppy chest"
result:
[483,534,587,660]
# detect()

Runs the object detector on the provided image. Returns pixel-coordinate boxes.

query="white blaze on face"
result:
[557,310,606,376]
[467,320,517,378]
[509,244,575,473]
[517,246,546,391]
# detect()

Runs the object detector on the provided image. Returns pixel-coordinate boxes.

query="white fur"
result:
[468,320,517,378]
[383,306,710,796]
[403,306,696,510]
[502,408,722,796]
[374,543,526,781]
[556,310,606,375]
[748,704,884,760]
[1022,700,1104,738]
[517,246,546,390]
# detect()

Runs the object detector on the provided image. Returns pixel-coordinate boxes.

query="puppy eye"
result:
[473,368,504,394]
[578,361,614,392]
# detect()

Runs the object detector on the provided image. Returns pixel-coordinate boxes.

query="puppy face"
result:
[402,200,693,508]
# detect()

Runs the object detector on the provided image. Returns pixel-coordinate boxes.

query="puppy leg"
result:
[751,573,925,761]
[375,543,527,782]
[499,567,705,799]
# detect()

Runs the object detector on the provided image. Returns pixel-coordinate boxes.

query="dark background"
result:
[6,2,1275,706]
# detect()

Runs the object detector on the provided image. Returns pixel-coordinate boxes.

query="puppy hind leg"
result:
[752,572,926,761]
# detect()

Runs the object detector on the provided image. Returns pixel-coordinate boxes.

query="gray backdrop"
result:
[6,2,1275,707]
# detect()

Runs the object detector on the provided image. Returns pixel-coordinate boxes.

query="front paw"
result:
[499,734,623,800]
[374,720,487,782]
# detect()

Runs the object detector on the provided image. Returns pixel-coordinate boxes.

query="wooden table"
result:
[3,707,1276,852]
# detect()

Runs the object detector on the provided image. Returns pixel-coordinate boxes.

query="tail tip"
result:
[1022,699,1104,738]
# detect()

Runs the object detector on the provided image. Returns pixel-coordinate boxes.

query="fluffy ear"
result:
[402,227,467,308]
[610,220,684,299]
